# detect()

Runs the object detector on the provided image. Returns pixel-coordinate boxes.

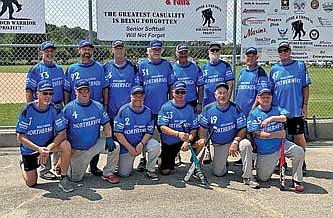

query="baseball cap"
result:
[149,39,162,49]
[131,85,145,95]
[78,40,94,49]
[176,44,188,52]
[208,41,221,49]
[40,41,55,51]
[215,82,229,91]
[245,47,257,55]
[257,87,272,96]
[75,79,90,90]
[278,41,291,50]
[37,80,53,91]
[112,40,124,48]
[173,81,187,91]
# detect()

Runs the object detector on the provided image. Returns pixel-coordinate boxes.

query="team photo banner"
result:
[0,0,45,33]
[96,0,226,41]
[241,0,333,61]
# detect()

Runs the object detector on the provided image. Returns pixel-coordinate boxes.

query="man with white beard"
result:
[201,42,234,107]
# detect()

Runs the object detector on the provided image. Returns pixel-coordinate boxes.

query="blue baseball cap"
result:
[78,40,94,49]
[149,39,162,49]
[75,79,90,90]
[215,82,229,91]
[176,44,188,52]
[37,80,53,91]
[173,81,187,91]
[131,85,145,95]
[208,41,221,49]
[245,47,257,55]
[258,87,271,96]
[278,41,291,50]
[40,41,55,51]
[112,40,124,48]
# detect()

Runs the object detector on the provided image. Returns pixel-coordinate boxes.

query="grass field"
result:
[0,65,332,126]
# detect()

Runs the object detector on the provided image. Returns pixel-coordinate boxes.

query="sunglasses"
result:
[41,91,53,96]
[278,48,290,53]
[175,90,186,95]
[210,48,221,53]
[78,88,90,94]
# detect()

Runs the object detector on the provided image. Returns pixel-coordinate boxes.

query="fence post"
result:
[232,0,237,101]
[88,0,93,42]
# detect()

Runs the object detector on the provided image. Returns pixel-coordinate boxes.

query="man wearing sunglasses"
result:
[172,44,204,114]
[157,81,198,175]
[201,41,234,107]
[113,86,160,181]
[25,41,66,180]
[269,41,311,174]
[63,79,120,184]
[64,40,109,177]
[16,80,74,192]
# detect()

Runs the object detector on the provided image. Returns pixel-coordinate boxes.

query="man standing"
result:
[235,47,268,116]
[25,41,66,180]
[64,40,109,176]
[172,44,204,114]
[201,41,234,106]
[269,41,311,173]
[63,80,120,183]
[247,86,305,192]
[136,39,175,171]
[16,80,73,192]
[104,40,137,123]
[197,82,259,188]
[157,81,197,175]
[114,86,160,180]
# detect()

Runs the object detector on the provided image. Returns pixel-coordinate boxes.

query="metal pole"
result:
[88,0,93,41]
[232,0,237,101]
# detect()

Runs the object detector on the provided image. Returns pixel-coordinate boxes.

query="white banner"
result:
[96,0,226,41]
[0,0,45,33]
[241,0,333,61]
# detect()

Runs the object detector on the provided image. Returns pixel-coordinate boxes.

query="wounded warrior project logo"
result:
[195,4,222,37]
[0,0,22,19]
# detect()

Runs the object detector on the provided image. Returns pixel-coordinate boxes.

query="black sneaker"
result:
[90,168,103,177]
[193,169,208,185]
[234,159,243,166]
[137,158,146,172]
[146,171,159,181]
[59,176,75,193]
[40,171,58,180]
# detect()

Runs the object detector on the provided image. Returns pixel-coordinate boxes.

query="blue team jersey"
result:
[235,66,268,116]
[172,61,204,103]
[114,103,154,154]
[136,59,175,114]
[269,60,311,117]
[157,100,198,145]
[247,106,289,155]
[63,100,110,150]
[16,102,66,155]
[64,60,108,102]
[104,60,137,119]
[201,60,234,106]
[199,102,246,145]
[25,61,65,103]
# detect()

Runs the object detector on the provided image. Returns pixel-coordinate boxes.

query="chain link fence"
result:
[0,0,332,126]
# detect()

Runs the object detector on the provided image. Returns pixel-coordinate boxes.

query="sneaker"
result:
[292,179,304,193]
[136,158,146,172]
[146,171,159,181]
[59,176,74,193]
[40,171,58,180]
[234,159,243,166]
[102,174,120,184]
[193,169,208,185]
[90,167,103,177]
[243,178,260,189]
